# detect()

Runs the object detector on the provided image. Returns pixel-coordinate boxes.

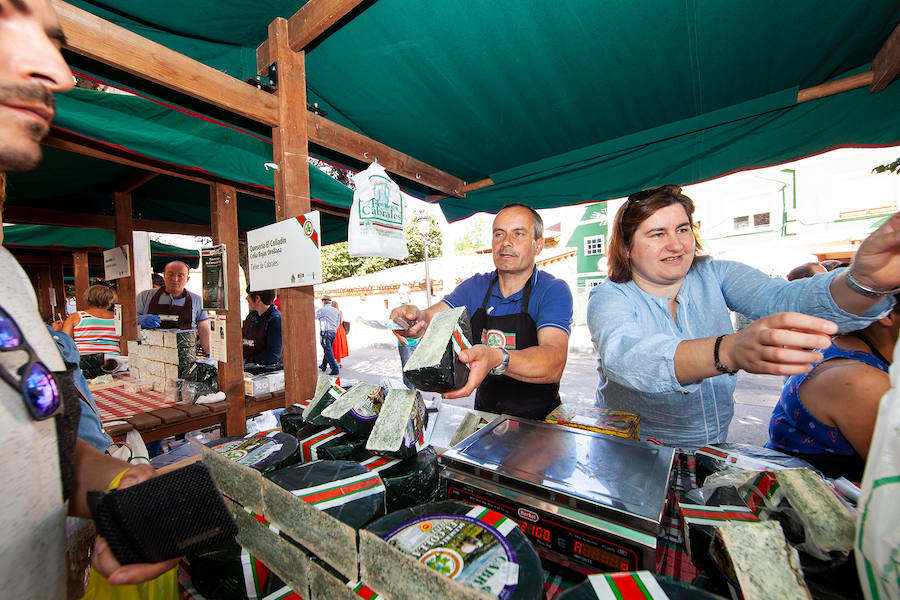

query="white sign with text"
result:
[103,245,130,280]
[247,211,322,290]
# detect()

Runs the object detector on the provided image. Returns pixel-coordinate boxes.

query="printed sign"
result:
[103,245,130,280]
[247,211,321,290]
[209,312,228,362]
[201,244,227,311]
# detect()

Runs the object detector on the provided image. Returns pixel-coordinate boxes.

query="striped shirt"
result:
[73,311,120,356]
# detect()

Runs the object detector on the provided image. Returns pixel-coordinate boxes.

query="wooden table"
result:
[93,385,288,442]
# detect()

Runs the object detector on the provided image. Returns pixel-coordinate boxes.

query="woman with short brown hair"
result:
[589,184,900,448]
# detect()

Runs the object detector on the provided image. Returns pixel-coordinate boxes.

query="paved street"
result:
[322,342,784,447]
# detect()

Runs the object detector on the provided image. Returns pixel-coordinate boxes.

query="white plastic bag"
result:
[855,342,900,599]
[348,162,408,259]
[106,429,150,464]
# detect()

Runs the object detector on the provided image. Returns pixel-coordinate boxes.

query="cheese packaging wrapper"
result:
[205,431,299,474]
[360,447,440,512]
[545,405,640,440]
[321,382,386,437]
[267,460,386,530]
[736,468,854,560]
[710,520,811,600]
[366,389,427,459]
[402,307,472,392]
[294,423,370,463]
[303,374,345,426]
[363,500,543,600]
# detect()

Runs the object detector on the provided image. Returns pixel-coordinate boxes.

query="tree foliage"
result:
[321,214,442,282]
[873,157,900,175]
[454,214,491,253]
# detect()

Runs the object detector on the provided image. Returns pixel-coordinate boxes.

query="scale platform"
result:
[440,416,675,573]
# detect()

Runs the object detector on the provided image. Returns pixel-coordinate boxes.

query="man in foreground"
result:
[0,0,176,593]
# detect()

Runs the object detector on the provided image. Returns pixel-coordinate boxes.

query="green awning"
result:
[2,224,201,271]
[19,1,900,227]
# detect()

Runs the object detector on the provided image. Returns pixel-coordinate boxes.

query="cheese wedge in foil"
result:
[303,374,345,426]
[366,389,427,459]
[321,382,385,437]
[402,306,472,392]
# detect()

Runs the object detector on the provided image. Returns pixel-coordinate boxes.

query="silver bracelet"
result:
[844,269,900,297]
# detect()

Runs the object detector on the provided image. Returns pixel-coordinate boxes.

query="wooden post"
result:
[36,265,53,322]
[269,17,316,405]
[211,183,246,436]
[114,192,138,353]
[50,253,66,319]
[73,250,90,311]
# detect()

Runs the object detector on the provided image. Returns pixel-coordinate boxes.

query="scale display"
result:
[446,478,645,572]
[440,416,675,573]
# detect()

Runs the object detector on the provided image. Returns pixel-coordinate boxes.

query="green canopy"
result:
[2,224,201,271]
[20,1,900,225]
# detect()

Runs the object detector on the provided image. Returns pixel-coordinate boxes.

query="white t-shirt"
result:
[0,246,67,597]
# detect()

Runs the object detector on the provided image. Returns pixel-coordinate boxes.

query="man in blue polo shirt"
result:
[391,203,572,419]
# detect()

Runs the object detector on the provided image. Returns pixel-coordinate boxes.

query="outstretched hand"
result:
[848,210,900,290]
[442,344,501,399]
[720,312,836,376]
[389,304,427,338]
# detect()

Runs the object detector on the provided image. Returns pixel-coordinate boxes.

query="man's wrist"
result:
[490,347,510,375]
[844,268,900,297]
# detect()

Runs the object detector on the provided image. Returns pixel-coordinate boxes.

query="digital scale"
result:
[440,416,675,575]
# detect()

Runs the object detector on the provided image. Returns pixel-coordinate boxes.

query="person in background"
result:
[786,261,826,281]
[151,273,165,288]
[331,300,349,368]
[821,259,849,271]
[589,184,900,448]
[391,203,572,419]
[395,332,420,389]
[62,283,119,378]
[0,0,177,593]
[242,288,282,365]
[768,296,900,481]
[47,327,113,452]
[136,260,210,355]
[315,296,341,375]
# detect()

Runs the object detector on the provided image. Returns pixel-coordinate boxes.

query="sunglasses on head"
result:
[626,184,683,206]
[0,306,61,421]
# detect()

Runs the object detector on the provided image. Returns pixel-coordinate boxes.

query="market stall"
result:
[12,1,900,598]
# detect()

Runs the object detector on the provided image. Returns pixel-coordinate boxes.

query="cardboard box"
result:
[244,376,270,397]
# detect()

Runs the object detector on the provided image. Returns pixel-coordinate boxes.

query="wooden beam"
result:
[256,0,366,74]
[73,250,90,311]
[114,169,159,194]
[270,17,317,405]
[55,3,464,198]
[36,265,53,322]
[50,253,66,319]
[210,183,246,436]
[54,0,279,126]
[113,192,138,353]
[797,71,873,104]
[2,206,212,236]
[307,113,465,197]
[871,20,900,93]
[44,132,276,201]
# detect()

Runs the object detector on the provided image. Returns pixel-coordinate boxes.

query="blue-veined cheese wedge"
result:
[402,307,472,392]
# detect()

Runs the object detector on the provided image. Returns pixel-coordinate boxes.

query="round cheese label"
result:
[384,514,519,599]
[210,438,281,466]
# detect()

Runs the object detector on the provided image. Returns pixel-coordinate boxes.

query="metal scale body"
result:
[440,417,674,574]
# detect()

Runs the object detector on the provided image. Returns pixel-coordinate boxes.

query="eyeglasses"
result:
[627,184,683,206]
[0,306,61,420]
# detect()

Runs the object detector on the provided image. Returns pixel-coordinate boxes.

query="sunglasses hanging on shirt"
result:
[0,306,61,420]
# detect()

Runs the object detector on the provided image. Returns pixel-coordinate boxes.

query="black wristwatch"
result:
[490,347,510,375]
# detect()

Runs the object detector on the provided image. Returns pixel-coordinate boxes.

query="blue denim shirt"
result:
[588,261,892,448]
[46,327,113,452]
